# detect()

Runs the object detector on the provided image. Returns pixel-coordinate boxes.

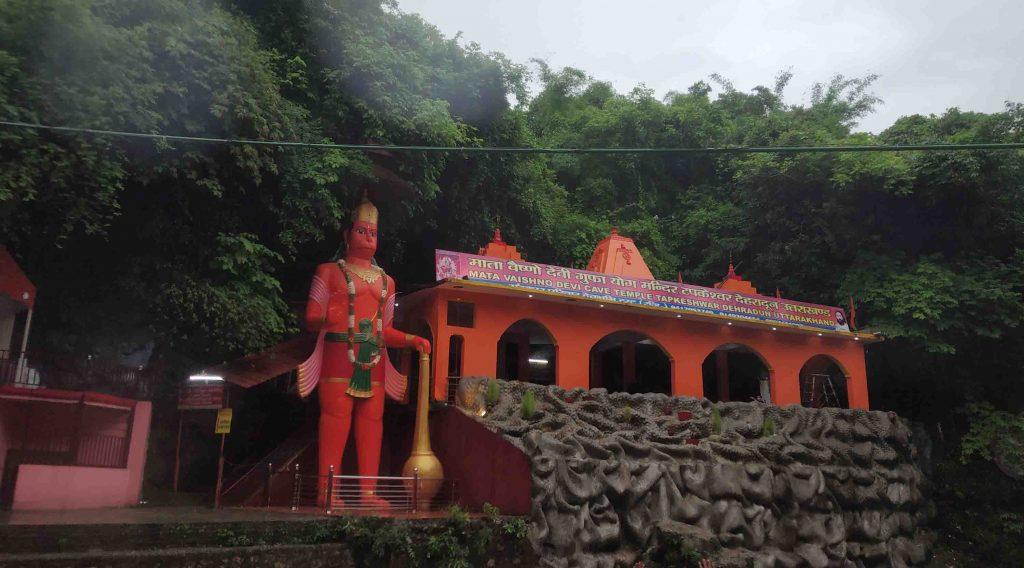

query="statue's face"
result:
[346,220,378,260]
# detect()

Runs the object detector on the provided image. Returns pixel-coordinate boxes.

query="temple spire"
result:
[586,228,654,280]
[714,261,758,295]
[478,227,523,260]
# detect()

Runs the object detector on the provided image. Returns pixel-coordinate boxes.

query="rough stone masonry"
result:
[456,378,932,568]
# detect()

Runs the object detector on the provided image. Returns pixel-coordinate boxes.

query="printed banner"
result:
[435,250,849,332]
[178,384,224,410]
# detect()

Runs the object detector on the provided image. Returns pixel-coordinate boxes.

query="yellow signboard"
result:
[215,408,232,434]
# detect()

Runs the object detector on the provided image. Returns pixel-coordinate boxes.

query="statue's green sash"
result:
[325,317,379,398]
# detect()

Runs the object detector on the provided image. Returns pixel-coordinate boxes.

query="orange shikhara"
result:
[586,228,654,280]
[478,228,524,261]
[715,263,758,295]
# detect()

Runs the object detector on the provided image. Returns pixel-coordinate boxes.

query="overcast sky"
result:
[397,0,1022,133]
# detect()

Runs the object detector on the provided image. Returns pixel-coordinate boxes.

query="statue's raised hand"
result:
[411,336,431,354]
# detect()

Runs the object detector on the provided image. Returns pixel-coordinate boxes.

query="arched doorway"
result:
[701,344,771,403]
[496,320,556,385]
[589,331,671,394]
[799,355,849,408]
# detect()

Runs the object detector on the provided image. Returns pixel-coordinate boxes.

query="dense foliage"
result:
[2,0,1023,561]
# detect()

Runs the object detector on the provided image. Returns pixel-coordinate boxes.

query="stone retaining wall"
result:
[458,379,932,568]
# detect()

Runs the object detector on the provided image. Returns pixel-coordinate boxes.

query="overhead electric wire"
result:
[2,120,1023,155]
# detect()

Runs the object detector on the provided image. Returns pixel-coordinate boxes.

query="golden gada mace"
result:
[402,351,443,509]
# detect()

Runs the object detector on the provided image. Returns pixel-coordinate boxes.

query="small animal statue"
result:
[455,376,488,417]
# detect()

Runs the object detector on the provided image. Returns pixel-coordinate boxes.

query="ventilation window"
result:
[447,301,475,328]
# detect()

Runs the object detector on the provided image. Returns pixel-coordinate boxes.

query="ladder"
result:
[804,373,840,408]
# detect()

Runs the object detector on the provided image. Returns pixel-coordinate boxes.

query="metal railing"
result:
[13,433,129,469]
[20,433,72,455]
[76,434,129,468]
[220,431,314,506]
[0,349,157,399]
[446,375,461,405]
[269,464,457,514]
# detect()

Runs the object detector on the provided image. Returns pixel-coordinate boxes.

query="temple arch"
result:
[496,319,557,385]
[799,354,850,408]
[701,344,772,403]
[589,330,672,394]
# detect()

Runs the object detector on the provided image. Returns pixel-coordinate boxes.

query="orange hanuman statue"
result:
[298,196,430,507]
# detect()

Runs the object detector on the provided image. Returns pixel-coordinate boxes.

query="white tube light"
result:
[189,374,224,382]
[528,358,549,365]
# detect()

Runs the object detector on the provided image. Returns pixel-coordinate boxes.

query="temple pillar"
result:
[716,350,730,402]
[663,334,705,399]
[556,334,591,391]
[430,295,448,401]
[671,357,703,398]
[590,348,603,389]
[464,327,500,380]
[516,333,530,382]
[622,341,636,392]
[431,337,449,402]
[771,362,802,407]
[842,348,870,410]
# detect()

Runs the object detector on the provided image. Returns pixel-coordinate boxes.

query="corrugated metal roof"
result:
[203,333,317,388]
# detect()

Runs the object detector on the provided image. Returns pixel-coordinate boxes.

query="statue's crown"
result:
[352,195,378,225]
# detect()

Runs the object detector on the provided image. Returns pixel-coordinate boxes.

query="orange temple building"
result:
[202,225,879,513]
[397,229,878,410]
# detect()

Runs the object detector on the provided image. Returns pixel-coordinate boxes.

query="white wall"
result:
[12,401,152,510]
